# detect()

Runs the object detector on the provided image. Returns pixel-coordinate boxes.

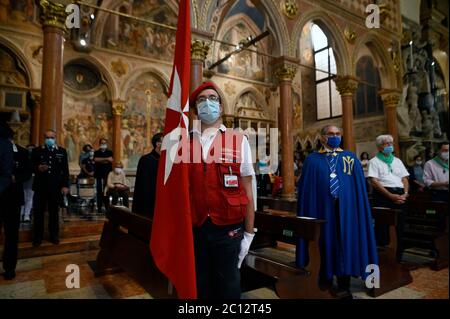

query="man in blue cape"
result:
[296,125,378,296]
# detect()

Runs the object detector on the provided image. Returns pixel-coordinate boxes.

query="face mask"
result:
[100,144,107,150]
[441,152,449,161]
[197,100,220,124]
[115,168,123,174]
[383,145,394,154]
[326,136,341,149]
[89,151,94,157]
[415,161,423,165]
[45,138,55,148]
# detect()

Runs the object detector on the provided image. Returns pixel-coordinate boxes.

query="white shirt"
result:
[368,156,409,188]
[423,159,449,190]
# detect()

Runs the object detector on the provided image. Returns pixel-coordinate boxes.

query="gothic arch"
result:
[231,87,269,117]
[0,35,34,88]
[201,0,288,56]
[352,32,397,89]
[120,67,170,100]
[291,9,350,76]
[64,55,117,99]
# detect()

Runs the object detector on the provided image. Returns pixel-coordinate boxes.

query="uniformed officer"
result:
[0,130,32,280]
[31,129,70,246]
[189,82,256,299]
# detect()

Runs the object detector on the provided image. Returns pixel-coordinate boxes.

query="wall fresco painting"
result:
[123,72,167,169]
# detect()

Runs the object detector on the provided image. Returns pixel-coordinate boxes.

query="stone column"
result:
[39,0,67,144]
[190,30,212,128]
[190,39,210,93]
[274,57,298,200]
[112,101,125,163]
[30,90,41,146]
[379,89,401,154]
[334,76,358,152]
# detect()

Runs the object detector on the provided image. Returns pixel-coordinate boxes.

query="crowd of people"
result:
[0,79,448,297]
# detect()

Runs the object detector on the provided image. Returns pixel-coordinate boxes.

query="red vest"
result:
[189,129,249,227]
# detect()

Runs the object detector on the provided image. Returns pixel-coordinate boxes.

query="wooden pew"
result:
[368,207,413,297]
[242,209,333,299]
[257,197,297,213]
[406,199,448,270]
[95,206,175,298]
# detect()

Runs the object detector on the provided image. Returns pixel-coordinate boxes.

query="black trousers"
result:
[33,189,60,242]
[193,218,243,299]
[0,203,21,272]
[372,187,406,259]
[257,174,270,196]
[96,177,107,211]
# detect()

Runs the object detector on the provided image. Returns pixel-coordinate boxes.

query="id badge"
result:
[224,174,239,188]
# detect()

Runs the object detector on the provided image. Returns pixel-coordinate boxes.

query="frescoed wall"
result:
[62,61,113,170]
[122,72,167,169]
[101,0,176,61]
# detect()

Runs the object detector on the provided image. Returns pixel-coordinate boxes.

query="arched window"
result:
[312,24,342,120]
[354,56,383,116]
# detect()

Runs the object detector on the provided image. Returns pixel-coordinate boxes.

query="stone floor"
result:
[0,249,447,299]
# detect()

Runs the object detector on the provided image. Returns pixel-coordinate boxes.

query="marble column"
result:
[39,0,67,144]
[30,90,41,146]
[112,101,125,163]
[274,58,298,200]
[334,76,358,152]
[190,39,210,93]
[379,89,402,154]
[190,37,210,127]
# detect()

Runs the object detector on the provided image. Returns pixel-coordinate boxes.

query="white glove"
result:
[237,231,255,269]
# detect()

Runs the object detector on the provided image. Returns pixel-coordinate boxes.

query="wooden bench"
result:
[257,197,297,213]
[406,199,448,270]
[368,207,413,297]
[95,206,175,298]
[242,209,332,299]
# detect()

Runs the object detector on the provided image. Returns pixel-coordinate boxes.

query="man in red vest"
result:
[189,81,256,299]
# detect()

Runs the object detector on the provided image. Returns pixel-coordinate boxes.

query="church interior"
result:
[0,0,448,299]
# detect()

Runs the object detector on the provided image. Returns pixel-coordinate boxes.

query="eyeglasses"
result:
[196,95,220,104]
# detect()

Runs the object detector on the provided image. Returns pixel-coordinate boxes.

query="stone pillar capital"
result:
[223,115,235,128]
[379,89,402,108]
[112,100,126,115]
[39,0,68,32]
[334,76,358,97]
[273,56,299,83]
[191,40,210,61]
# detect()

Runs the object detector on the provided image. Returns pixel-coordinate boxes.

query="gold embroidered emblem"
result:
[342,156,354,175]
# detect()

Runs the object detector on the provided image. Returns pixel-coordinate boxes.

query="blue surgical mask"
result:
[197,100,221,124]
[45,138,55,148]
[100,144,107,150]
[441,152,449,161]
[327,136,341,149]
[383,145,394,154]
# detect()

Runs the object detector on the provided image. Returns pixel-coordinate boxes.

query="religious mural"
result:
[0,0,38,27]
[62,62,113,170]
[102,0,176,61]
[217,22,266,81]
[0,45,30,147]
[122,72,167,169]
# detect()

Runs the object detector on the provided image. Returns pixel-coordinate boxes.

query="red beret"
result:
[189,81,220,109]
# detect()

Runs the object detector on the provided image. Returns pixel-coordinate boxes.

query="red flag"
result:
[150,0,196,299]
